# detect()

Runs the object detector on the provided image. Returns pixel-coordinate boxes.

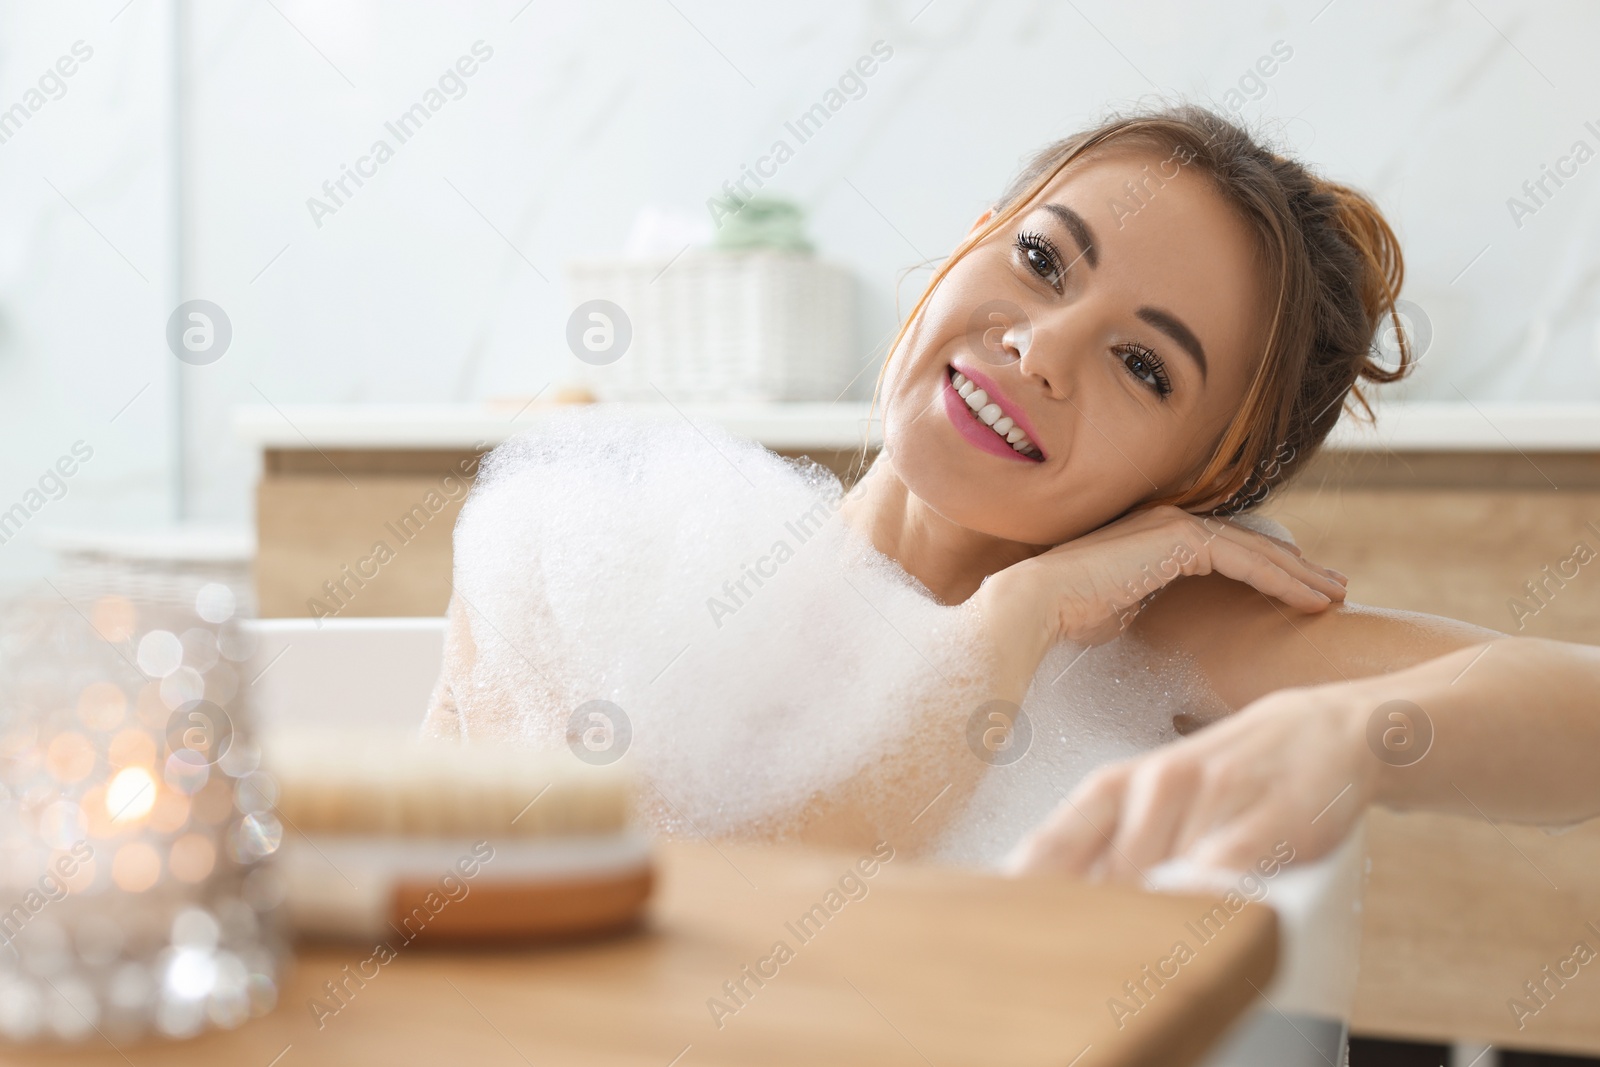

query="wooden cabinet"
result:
[256,448,483,619]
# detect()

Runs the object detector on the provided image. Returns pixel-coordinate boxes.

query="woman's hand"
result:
[1003,677,1382,881]
[975,505,1347,650]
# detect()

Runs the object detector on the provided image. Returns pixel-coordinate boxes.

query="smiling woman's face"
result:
[881,144,1272,547]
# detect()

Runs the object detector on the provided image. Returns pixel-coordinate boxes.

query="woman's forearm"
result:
[1361,636,1600,825]
[1007,634,1600,881]
[974,567,1600,827]
[963,571,1060,706]
[961,506,1348,707]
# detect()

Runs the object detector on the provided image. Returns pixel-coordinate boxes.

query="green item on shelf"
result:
[713,196,813,254]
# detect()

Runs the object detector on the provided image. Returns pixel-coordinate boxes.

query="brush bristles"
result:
[264,729,632,837]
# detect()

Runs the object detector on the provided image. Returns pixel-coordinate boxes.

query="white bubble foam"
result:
[432,404,1237,866]
[928,636,1220,868]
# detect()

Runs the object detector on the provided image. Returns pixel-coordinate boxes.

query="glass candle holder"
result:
[0,555,285,1044]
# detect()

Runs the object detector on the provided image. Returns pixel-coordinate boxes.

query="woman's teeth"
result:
[951,369,1042,459]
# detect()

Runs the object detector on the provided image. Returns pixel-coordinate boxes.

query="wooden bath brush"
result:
[262,729,652,944]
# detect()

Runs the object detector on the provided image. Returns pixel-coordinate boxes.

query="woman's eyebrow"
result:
[1136,307,1208,381]
[1038,201,1206,381]
[1042,203,1098,269]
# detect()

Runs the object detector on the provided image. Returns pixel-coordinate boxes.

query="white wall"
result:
[0,1,177,587]
[3,0,1599,587]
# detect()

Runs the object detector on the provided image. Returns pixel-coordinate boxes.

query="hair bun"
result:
[1314,177,1412,391]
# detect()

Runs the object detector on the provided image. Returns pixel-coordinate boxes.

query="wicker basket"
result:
[564,250,855,401]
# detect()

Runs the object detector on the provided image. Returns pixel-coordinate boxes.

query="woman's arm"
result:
[965,504,1350,708]
[970,499,1509,716]
[1126,570,1503,709]
[1364,636,1600,822]
[1005,634,1600,879]
[969,512,1600,878]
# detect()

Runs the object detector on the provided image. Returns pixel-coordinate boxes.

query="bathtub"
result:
[244,616,1364,1066]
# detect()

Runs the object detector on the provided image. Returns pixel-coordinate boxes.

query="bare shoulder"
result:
[1127,572,1504,710]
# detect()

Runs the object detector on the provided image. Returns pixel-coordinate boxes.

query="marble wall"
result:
[1,0,1598,586]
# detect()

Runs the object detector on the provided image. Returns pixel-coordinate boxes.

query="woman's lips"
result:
[942,370,1041,463]
[948,360,1046,450]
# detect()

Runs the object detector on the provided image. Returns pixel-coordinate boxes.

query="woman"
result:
[426,104,1600,879]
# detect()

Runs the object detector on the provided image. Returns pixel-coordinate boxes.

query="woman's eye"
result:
[1023,247,1057,284]
[1118,344,1173,399]
[1014,231,1064,290]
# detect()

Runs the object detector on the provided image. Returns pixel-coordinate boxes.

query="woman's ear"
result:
[967,207,995,236]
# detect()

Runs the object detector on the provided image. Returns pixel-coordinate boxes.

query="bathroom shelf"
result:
[1325,401,1600,452]
[233,400,1600,453]
[233,401,884,451]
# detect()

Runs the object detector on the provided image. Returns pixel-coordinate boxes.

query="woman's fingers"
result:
[1266,533,1303,557]
[1006,765,1128,877]
[1191,522,1346,611]
[1187,515,1346,589]
[1188,534,1329,612]
[1017,506,1349,648]
[1009,684,1379,889]
[1258,530,1347,587]
[1186,817,1282,874]
[1014,748,1284,885]
[1102,758,1200,882]
[1199,518,1347,597]
[1014,758,1243,884]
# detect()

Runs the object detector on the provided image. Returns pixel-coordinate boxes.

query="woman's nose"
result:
[1015,302,1102,401]
[966,299,1079,400]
